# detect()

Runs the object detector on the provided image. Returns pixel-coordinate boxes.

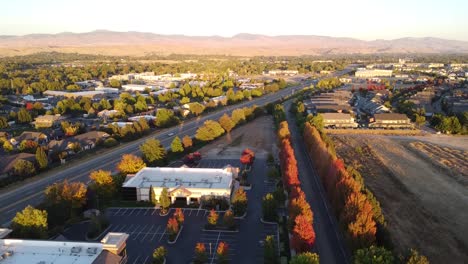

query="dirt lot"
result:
[331,135,468,263]
[197,116,276,159]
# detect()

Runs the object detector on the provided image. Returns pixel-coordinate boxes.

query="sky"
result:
[1,0,467,41]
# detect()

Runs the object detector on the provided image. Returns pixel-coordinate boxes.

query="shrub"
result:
[152,246,167,264]
[103,137,118,148]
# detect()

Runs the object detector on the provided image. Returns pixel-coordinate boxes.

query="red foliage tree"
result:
[166,217,179,236]
[291,214,316,253]
[289,192,314,225]
[173,208,185,225]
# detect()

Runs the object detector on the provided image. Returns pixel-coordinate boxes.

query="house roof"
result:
[321,113,353,120]
[47,131,110,153]
[14,131,47,142]
[0,153,36,175]
[374,113,409,121]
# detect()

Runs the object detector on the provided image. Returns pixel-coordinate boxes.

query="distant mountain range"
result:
[0,30,467,57]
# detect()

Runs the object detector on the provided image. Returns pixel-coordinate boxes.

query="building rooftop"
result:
[374,113,409,120]
[321,113,354,120]
[123,166,234,190]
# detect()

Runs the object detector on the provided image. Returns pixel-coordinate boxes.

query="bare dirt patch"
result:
[197,116,276,159]
[331,135,468,263]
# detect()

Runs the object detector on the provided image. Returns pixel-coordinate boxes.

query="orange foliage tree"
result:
[291,214,316,253]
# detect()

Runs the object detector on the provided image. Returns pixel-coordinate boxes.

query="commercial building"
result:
[121,84,159,92]
[355,69,393,78]
[0,231,129,264]
[95,87,119,94]
[239,83,264,90]
[264,70,299,76]
[321,113,358,128]
[369,113,413,129]
[43,90,105,99]
[122,166,238,205]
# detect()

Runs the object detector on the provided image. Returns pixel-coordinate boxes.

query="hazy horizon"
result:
[1,0,467,41]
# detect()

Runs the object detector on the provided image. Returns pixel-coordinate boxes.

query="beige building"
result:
[369,113,413,129]
[34,114,64,128]
[355,69,393,78]
[122,166,239,205]
[321,113,357,128]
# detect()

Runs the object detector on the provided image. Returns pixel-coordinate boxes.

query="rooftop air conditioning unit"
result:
[87,247,98,255]
[71,246,82,254]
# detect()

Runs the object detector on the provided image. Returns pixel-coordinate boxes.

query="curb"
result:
[202,228,239,233]
[234,211,247,219]
[260,218,278,225]
[167,225,183,244]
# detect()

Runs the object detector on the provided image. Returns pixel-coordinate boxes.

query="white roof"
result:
[0,239,103,264]
[123,166,234,190]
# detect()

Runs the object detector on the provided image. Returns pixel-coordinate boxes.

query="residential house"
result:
[10,132,48,146]
[47,131,110,157]
[239,83,264,90]
[34,114,65,129]
[0,153,36,177]
[369,113,413,129]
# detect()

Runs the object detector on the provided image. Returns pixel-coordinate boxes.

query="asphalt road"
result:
[0,77,318,226]
[284,100,350,263]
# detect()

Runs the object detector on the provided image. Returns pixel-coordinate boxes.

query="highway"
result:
[0,75,323,226]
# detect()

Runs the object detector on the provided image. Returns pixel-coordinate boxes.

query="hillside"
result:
[0,30,467,57]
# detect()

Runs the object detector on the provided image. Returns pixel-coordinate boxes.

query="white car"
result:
[167,132,175,137]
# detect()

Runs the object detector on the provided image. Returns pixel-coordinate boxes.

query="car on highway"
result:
[167,132,175,137]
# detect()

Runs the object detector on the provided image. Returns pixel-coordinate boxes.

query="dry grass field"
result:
[197,116,276,159]
[331,135,468,263]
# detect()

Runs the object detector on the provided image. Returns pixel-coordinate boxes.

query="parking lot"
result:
[102,157,279,264]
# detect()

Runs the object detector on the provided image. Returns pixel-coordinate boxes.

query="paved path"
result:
[284,100,350,263]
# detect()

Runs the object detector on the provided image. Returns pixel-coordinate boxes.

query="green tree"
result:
[264,235,279,264]
[109,79,121,88]
[354,246,394,264]
[140,139,166,166]
[159,188,171,214]
[13,159,36,177]
[406,249,429,264]
[155,109,179,128]
[35,147,48,170]
[219,113,235,133]
[262,193,278,222]
[0,116,8,128]
[415,114,426,128]
[171,136,184,153]
[232,187,248,216]
[12,206,48,239]
[152,246,167,264]
[17,108,32,123]
[289,252,320,264]
[195,120,225,141]
[306,114,324,131]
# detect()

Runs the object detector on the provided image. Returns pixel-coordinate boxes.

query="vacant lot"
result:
[198,115,276,159]
[332,135,468,263]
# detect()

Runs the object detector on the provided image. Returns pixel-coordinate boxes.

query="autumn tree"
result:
[289,192,313,230]
[44,180,87,222]
[166,217,179,241]
[292,214,315,253]
[0,116,8,129]
[277,121,290,140]
[264,235,278,264]
[232,187,248,216]
[173,208,185,225]
[194,243,208,264]
[171,136,184,153]
[207,209,219,226]
[353,246,394,264]
[117,154,146,174]
[219,113,235,133]
[159,187,170,214]
[3,140,13,152]
[35,147,48,170]
[12,206,48,239]
[140,138,166,166]
[290,252,320,264]
[306,114,324,131]
[406,249,429,264]
[195,120,225,141]
[149,185,157,206]
[12,159,36,177]
[89,170,115,201]
[223,209,235,229]
[231,108,246,125]
[216,241,229,264]
[155,109,179,128]
[189,102,205,116]
[17,108,32,123]
[152,246,167,264]
[182,135,193,149]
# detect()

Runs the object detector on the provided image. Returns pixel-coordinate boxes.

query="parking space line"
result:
[116,224,126,232]
[132,255,141,264]
[150,226,161,241]
[125,224,135,233]
[142,256,150,264]
[189,209,193,216]
[133,225,148,241]
[134,209,141,216]
[113,208,121,216]
[127,209,135,216]
[140,225,155,242]
[151,209,157,215]
[209,232,222,264]
[158,229,166,242]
